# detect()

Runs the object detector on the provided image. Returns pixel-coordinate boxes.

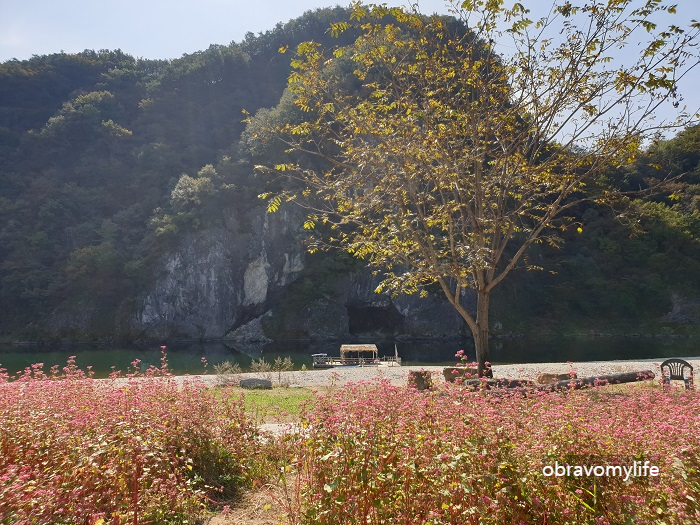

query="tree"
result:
[254,0,700,376]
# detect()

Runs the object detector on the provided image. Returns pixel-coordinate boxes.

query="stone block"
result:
[240,378,273,389]
[408,370,433,390]
[443,366,479,382]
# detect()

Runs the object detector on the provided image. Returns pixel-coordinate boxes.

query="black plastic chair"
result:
[660,358,694,390]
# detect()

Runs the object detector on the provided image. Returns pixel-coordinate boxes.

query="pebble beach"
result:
[230,356,700,389]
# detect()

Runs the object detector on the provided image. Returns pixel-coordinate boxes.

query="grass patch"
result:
[235,386,317,423]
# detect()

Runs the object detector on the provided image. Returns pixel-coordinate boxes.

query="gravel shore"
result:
[229,356,700,389]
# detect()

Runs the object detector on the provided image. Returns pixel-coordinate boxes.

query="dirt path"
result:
[205,487,286,525]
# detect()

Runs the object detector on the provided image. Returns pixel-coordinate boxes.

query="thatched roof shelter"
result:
[340,344,378,358]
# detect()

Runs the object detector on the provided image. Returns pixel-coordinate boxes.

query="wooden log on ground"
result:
[459,378,537,389]
[537,372,577,384]
[535,370,655,392]
[461,370,655,392]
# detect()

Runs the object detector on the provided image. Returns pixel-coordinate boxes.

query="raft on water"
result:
[312,344,402,369]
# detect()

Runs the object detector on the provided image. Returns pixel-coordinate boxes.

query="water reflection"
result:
[0,336,697,378]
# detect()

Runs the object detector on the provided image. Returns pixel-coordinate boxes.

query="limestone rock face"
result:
[137,229,241,339]
[303,299,352,340]
[335,271,467,339]
[663,293,700,325]
[134,203,468,342]
[263,269,467,341]
[135,207,304,339]
[225,313,272,344]
[243,256,271,306]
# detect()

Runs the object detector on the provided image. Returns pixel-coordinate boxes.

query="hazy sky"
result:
[0,0,455,62]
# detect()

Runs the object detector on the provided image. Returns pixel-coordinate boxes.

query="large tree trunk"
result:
[474,291,492,378]
[437,278,493,378]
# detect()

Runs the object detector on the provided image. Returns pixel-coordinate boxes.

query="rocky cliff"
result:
[134,205,304,339]
[133,204,467,341]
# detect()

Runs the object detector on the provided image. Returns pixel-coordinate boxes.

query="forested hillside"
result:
[0,7,698,342]
[491,128,700,335]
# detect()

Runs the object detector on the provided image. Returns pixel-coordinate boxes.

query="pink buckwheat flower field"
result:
[0,357,266,524]
[2,356,700,524]
[290,380,700,525]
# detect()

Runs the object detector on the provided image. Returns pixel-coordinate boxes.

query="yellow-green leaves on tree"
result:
[267,195,282,213]
[250,0,699,376]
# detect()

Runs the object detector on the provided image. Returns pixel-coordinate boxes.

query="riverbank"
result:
[3,336,700,379]
[196,356,700,389]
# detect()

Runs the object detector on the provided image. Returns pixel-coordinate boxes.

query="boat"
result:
[312,344,402,369]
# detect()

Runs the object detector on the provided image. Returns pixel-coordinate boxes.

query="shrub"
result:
[249,357,273,381]
[273,356,294,386]
[213,359,243,387]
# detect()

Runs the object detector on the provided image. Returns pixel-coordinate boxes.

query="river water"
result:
[1,336,698,378]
